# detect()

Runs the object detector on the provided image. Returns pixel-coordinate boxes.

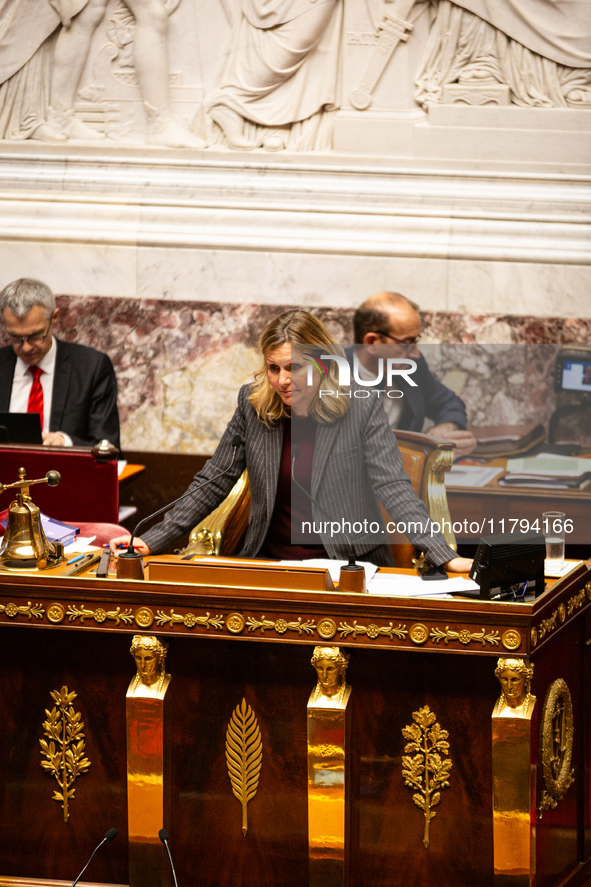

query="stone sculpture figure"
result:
[0,0,203,146]
[206,0,343,151]
[493,656,535,719]
[310,645,350,707]
[128,634,171,698]
[415,0,591,110]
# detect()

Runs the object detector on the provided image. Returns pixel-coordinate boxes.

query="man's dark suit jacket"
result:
[345,347,467,432]
[0,339,120,450]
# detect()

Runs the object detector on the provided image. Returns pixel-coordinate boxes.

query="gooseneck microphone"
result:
[71,828,118,887]
[159,829,180,887]
[123,434,243,556]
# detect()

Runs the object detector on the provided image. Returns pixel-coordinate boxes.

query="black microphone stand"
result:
[117,436,242,579]
[71,828,118,887]
[291,445,366,592]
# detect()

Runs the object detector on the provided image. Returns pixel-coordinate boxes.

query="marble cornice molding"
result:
[0,150,588,265]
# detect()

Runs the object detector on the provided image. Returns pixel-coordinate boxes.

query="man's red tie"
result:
[27,366,44,431]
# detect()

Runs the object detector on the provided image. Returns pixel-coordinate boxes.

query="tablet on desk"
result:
[0,412,43,444]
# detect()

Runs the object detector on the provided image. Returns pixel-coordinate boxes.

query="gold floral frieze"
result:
[430,626,501,647]
[39,686,91,823]
[155,609,225,630]
[402,705,452,850]
[246,614,317,635]
[226,698,263,837]
[0,600,44,620]
[67,604,134,625]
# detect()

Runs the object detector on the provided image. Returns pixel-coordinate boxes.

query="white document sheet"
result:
[445,465,504,487]
[368,573,480,598]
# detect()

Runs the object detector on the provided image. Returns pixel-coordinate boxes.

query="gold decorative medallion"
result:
[402,705,452,849]
[226,698,263,836]
[501,629,522,651]
[409,623,429,645]
[47,603,65,624]
[539,678,575,814]
[39,686,91,822]
[586,581,591,600]
[226,613,246,634]
[531,627,537,647]
[558,603,566,623]
[317,618,337,640]
[134,606,154,628]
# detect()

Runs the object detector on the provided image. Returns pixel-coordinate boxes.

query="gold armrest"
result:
[181,470,251,557]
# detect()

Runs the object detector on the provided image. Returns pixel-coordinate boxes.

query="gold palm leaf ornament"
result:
[226,698,263,836]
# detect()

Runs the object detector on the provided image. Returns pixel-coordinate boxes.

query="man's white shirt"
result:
[355,358,404,428]
[8,337,73,445]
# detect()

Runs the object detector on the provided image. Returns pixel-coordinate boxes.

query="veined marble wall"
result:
[2,296,588,454]
[0,0,589,454]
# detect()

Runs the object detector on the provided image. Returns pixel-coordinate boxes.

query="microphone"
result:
[71,828,118,887]
[121,434,243,558]
[159,829,179,887]
[291,445,366,591]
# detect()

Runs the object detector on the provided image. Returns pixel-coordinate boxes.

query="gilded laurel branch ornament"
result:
[246,615,317,635]
[226,698,263,837]
[39,686,91,823]
[401,705,452,850]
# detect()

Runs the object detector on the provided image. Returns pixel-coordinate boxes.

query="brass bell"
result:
[0,468,64,569]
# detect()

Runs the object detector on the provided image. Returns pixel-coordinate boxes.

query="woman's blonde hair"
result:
[248,310,350,426]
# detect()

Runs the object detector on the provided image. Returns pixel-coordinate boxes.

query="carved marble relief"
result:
[0,0,588,149]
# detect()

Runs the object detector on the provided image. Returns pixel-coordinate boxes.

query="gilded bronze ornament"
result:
[491,657,537,883]
[338,620,407,640]
[539,678,574,814]
[39,686,91,822]
[493,657,535,718]
[246,614,317,635]
[67,603,134,625]
[134,606,154,628]
[47,603,65,623]
[155,609,224,630]
[126,635,172,887]
[501,629,522,651]
[308,647,352,887]
[226,699,263,836]
[430,625,500,646]
[401,705,452,849]
[226,612,246,633]
[1,600,44,620]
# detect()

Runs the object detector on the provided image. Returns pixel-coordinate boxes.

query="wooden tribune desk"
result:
[0,560,589,887]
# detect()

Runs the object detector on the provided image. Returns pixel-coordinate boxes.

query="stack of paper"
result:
[500,453,591,490]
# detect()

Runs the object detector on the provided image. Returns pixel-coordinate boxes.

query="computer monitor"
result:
[0,413,43,444]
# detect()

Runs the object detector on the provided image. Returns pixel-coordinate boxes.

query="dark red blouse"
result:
[261,416,328,560]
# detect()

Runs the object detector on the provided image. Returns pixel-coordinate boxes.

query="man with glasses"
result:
[352,291,476,457]
[0,278,120,449]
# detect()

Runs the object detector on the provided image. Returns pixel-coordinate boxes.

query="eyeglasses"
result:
[7,324,52,346]
[373,330,421,346]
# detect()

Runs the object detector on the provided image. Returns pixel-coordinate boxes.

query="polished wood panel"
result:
[0,564,589,886]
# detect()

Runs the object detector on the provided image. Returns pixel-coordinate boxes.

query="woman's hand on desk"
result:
[443,556,474,573]
[109,535,152,556]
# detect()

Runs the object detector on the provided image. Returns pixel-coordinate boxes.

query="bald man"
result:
[351,292,476,457]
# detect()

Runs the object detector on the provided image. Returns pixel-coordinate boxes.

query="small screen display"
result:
[562,360,591,392]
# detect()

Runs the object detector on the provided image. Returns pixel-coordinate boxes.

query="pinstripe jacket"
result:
[142,383,457,567]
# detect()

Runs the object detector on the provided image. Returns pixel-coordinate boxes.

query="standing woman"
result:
[110,310,470,572]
